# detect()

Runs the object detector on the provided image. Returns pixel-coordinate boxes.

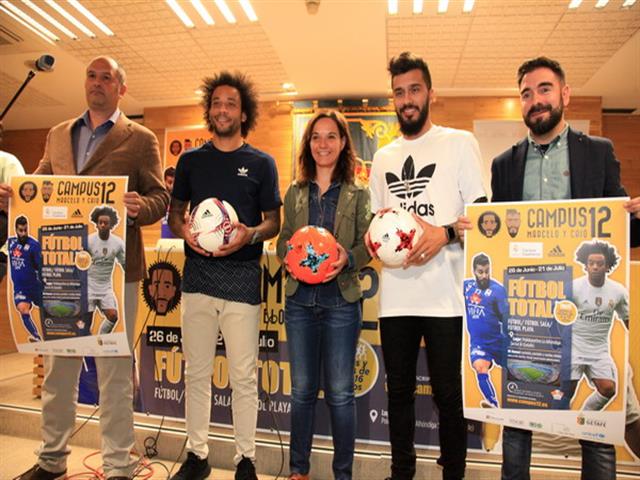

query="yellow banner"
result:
[7,175,130,356]
[464,198,630,446]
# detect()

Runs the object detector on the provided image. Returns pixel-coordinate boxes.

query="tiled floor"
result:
[0,434,279,480]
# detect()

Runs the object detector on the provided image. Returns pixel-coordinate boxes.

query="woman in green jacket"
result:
[276,110,371,480]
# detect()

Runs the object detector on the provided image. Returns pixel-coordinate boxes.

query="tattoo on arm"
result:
[168,198,189,238]
[257,208,281,241]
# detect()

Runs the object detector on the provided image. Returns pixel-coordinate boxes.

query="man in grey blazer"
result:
[0,56,169,480]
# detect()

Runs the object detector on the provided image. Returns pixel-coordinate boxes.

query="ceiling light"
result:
[68,0,114,36]
[282,82,294,90]
[412,0,423,14]
[166,0,195,27]
[45,0,95,37]
[239,0,257,21]
[195,88,204,95]
[21,0,77,39]
[214,0,236,23]
[388,0,398,15]
[191,0,214,25]
[0,2,55,44]
[622,0,636,6]
[568,0,582,8]
[462,0,475,12]
[1,1,59,41]
[595,0,609,7]
[438,0,449,13]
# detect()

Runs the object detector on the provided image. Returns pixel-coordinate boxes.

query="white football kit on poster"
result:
[88,232,125,302]
[570,275,628,381]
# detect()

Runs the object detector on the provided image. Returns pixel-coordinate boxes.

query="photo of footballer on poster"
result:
[463,198,630,445]
[7,175,130,356]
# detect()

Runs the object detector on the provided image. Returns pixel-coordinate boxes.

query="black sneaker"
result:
[18,465,66,480]
[235,456,257,480]
[170,452,211,480]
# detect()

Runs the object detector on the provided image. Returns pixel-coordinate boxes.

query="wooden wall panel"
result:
[603,115,640,199]
[1,128,49,174]
[603,114,640,261]
[429,96,601,135]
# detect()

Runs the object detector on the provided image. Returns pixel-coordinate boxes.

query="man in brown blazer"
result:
[0,56,169,480]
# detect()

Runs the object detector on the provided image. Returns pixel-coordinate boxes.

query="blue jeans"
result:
[285,300,362,480]
[502,426,616,480]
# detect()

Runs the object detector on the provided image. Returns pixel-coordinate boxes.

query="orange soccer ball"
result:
[285,226,339,284]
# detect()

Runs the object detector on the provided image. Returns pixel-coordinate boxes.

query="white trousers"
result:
[181,292,260,464]
[37,282,138,478]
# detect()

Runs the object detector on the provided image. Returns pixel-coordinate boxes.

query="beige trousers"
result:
[37,282,138,478]
[181,292,260,464]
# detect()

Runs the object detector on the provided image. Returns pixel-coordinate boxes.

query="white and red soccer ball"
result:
[189,198,238,253]
[367,207,421,267]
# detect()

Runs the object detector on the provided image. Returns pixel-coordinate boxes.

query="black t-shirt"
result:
[172,141,281,261]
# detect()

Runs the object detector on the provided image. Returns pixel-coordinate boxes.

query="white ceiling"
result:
[1,0,639,130]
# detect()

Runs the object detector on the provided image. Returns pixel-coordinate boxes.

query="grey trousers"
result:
[37,282,138,478]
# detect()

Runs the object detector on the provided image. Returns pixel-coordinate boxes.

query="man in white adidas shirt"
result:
[368,51,487,480]
[81,205,125,335]
[569,240,628,411]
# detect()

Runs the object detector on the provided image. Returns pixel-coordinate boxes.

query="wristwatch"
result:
[444,224,457,244]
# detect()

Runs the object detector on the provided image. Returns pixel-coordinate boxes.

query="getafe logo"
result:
[237,167,248,177]
[386,156,436,216]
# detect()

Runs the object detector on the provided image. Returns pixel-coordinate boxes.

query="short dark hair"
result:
[15,215,27,229]
[201,71,259,137]
[164,166,176,179]
[296,110,356,185]
[90,206,119,228]
[473,253,490,270]
[576,240,618,272]
[43,180,53,187]
[388,51,432,89]
[517,57,566,87]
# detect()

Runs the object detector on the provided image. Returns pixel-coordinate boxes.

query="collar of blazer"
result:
[511,127,587,200]
[62,113,134,174]
[292,180,358,234]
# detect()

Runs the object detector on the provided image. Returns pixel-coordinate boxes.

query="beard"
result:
[508,227,518,237]
[396,99,429,137]
[524,102,563,137]
[211,115,241,138]
[18,235,28,245]
[477,278,489,290]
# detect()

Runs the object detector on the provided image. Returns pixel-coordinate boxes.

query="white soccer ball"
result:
[189,198,238,253]
[367,207,421,267]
